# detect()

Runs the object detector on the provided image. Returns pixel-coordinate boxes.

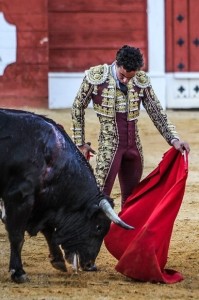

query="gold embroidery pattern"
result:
[86,64,109,85]
[115,89,127,112]
[134,120,144,167]
[95,116,118,189]
[128,110,139,120]
[71,77,93,145]
[142,87,180,144]
[133,71,150,88]
[93,104,115,117]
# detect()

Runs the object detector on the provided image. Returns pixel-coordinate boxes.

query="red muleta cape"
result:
[104,147,188,284]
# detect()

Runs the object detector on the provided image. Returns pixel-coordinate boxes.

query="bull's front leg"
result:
[5,193,34,283]
[8,232,27,283]
[41,227,67,272]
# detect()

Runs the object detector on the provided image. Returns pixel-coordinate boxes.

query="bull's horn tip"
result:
[118,220,135,230]
[125,224,135,230]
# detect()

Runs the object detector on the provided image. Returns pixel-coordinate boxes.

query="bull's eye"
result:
[96,224,102,233]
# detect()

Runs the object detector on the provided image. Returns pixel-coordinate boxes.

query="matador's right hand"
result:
[78,142,96,161]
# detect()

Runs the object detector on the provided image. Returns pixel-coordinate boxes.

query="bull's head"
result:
[56,198,133,272]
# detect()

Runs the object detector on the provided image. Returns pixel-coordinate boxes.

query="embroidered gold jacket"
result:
[71,64,179,147]
[71,64,180,189]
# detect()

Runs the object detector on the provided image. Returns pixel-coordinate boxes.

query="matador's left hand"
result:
[172,139,190,154]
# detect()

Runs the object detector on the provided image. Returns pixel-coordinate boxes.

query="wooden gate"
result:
[165,0,199,108]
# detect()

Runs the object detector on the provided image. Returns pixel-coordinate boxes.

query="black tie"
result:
[119,82,128,95]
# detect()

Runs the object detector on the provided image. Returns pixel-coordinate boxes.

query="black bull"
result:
[0,109,133,283]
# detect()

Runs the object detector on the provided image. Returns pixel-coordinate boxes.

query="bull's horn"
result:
[99,199,134,230]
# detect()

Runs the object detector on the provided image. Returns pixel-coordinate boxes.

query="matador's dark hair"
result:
[116,45,144,72]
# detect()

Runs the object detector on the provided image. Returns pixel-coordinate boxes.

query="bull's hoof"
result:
[83,263,97,272]
[11,272,29,283]
[51,259,67,272]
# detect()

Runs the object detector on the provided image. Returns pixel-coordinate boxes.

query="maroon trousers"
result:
[103,113,143,206]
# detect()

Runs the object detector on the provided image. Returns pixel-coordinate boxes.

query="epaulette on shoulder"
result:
[85,64,109,85]
[134,70,150,88]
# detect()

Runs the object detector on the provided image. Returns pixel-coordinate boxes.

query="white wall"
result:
[147,0,166,109]
[0,12,16,76]
[48,72,84,109]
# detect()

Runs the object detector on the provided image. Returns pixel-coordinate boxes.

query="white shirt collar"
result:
[111,62,120,88]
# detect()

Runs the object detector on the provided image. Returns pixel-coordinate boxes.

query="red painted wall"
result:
[48,0,148,72]
[0,0,48,108]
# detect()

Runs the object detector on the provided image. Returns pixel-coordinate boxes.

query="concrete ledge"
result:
[48,72,84,108]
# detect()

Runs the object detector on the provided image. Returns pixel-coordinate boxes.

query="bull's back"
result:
[0,109,46,162]
[0,109,53,194]
[0,108,98,206]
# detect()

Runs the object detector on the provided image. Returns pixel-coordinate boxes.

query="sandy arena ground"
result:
[0,107,198,300]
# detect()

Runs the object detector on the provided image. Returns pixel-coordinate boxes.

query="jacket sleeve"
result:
[142,86,180,145]
[71,76,94,146]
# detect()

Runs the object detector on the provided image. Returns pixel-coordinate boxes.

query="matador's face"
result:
[115,64,136,85]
